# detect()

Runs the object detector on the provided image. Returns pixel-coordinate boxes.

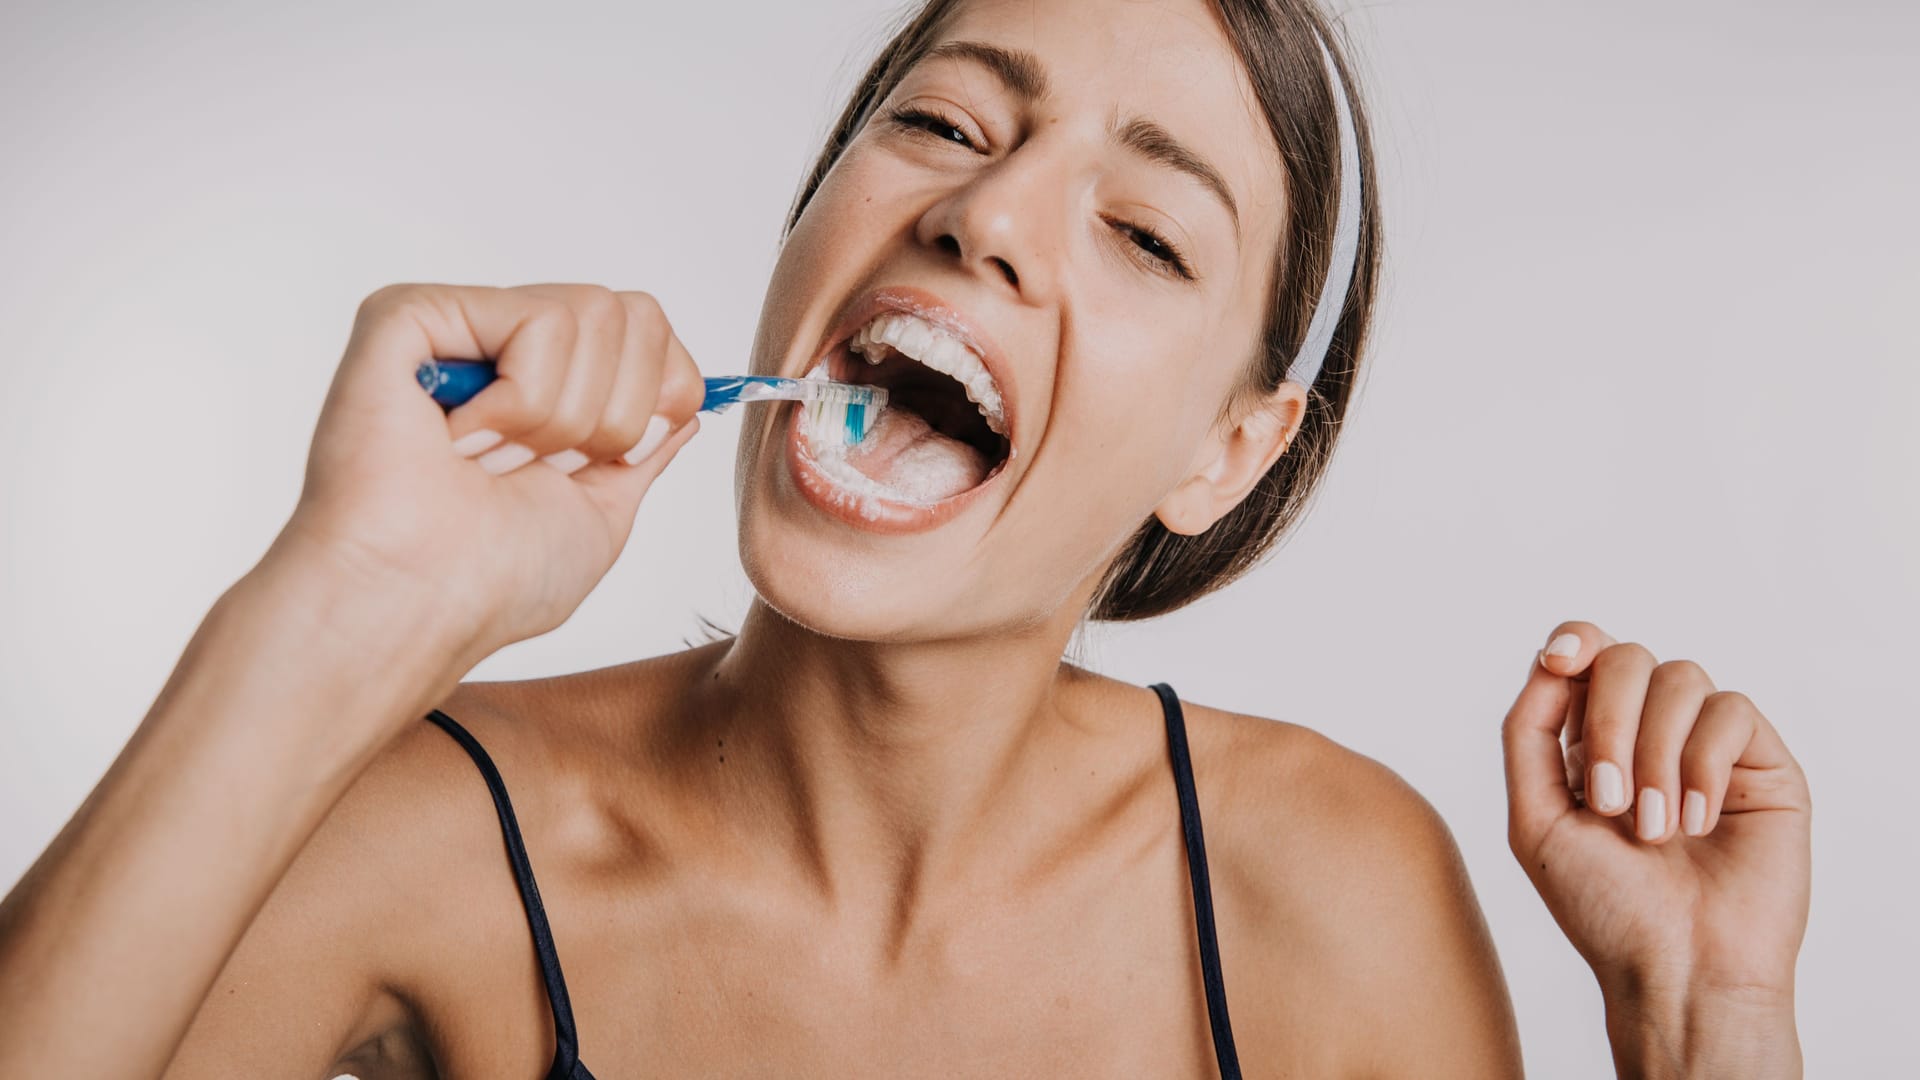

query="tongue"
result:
[844,408,990,502]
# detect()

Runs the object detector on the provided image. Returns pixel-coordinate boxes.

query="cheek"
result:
[780,147,916,274]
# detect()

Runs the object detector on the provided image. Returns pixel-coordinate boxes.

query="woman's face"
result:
[736,0,1291,642]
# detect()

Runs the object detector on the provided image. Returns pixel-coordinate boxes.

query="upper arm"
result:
[160,721,476,1078]
[1320,765,1522,1078]
[1204,715,1524,1079]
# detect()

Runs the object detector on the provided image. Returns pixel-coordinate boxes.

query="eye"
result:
[886,106,980,151]
[1108,217,1196,281]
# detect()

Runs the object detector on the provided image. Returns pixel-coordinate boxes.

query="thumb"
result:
[1502,641,1578,861]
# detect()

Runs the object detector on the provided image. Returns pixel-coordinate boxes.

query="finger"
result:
[1580,641,1657,818]
[1561,675,1590,797]
[432,287,578,447]
[1536,619,1617,680]
[515,284,626,460]
[1563,676,1590,749]
[1676,691,1758,836]
[1630,659,1716,844]
[1502,633,1579,859]
[573,414,701,515]
[654,321,705,428]
[565,291,674,465]
[342,284,575,448]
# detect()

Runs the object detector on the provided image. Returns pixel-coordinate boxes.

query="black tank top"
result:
[424,682,1241,1079]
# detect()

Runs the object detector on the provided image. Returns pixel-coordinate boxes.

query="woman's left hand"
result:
[1501,620,1811,1079]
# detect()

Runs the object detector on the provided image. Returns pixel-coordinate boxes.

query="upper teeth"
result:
[850,312,1006,435]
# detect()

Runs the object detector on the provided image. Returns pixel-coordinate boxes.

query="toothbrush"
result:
[414,358,888,446]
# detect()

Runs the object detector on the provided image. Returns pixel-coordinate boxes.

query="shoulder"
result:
[245,679,565,971]
[230,644,708,982]
[1176,696,1524,1077]
[170,678,581,1068]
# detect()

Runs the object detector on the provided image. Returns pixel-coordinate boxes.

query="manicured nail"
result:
[1682,790,1707,836]
[451,428,504,457]
[476,441,536,476]
[541,448,591,475]
[1543,633,1581,662]
[1637,788,1666,841]
[621,415,672,465]
[1590,761,1626,813]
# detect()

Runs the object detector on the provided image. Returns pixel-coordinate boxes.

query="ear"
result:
[1154,383,1308,537]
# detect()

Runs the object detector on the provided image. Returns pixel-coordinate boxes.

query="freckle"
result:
[1540,862,1548,872]
[719,754,726,764]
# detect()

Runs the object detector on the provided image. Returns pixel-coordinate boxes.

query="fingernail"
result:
[1682,790,1707,836]
[1543,633,1581,661]
[476,441,536,476]
[621,415,672,465]
[1637,788,1667,841]
[541,448,591,475]
[451,428,505,457]
[1590,761,1626,813]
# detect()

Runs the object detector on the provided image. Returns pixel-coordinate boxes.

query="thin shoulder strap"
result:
[1150,683,1243,1080]
[425,709,584,1077]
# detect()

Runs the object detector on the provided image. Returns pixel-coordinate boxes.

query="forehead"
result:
[927,0,1284,213]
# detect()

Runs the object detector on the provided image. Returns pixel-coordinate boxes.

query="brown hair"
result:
[784,0,1382,622]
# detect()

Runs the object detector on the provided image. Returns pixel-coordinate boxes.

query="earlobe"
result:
[1151,386,1307,537]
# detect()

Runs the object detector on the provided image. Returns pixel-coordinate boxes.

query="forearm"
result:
[1603,979,1802,1080]
[0,550,469,1075]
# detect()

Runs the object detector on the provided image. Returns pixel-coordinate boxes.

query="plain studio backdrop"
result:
[3,0,1914,1073]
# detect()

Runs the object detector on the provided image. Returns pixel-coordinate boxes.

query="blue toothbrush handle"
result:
[415,359,752,413]
[415,359,499,409]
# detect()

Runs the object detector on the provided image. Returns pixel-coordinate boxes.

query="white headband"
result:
[1286,33,1363,391]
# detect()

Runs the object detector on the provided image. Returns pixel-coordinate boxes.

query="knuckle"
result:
[1595,641,1655,672]
[1651,658,1711,689]
[571,284,626,329]
[620,289,665,328]
[624,292,674,351]
[356,282,422,323]
[1705,689,1754,715]
[522,292,576,330]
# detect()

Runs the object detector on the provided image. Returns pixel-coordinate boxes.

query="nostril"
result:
[934,233,1019,288]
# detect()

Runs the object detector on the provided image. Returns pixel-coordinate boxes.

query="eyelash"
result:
[884,105,1198,282]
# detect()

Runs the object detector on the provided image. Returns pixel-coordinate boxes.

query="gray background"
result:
[2,0,1913,1073]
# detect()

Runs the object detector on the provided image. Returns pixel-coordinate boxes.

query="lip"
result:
[782,285,1020,534]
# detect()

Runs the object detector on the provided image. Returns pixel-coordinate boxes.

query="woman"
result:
[0,0,1810,1075]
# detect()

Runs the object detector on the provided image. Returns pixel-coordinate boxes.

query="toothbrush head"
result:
[797,382,888,446]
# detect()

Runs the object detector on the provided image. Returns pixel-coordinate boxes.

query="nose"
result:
[913,151,1065,305]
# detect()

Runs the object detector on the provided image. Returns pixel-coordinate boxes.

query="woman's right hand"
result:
[270,283,704,670]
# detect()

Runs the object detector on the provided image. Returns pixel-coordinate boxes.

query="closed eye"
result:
[1107,217,1196,281]
[887,106,978,150]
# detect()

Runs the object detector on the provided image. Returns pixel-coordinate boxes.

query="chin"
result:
[736,509,982,643]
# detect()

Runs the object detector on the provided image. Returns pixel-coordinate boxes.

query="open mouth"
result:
[796,307,1013,508]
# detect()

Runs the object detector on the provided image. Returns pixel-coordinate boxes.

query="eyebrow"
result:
[918,41,1240,233]
[924,40,1051,102]
[1110,116,1240,232]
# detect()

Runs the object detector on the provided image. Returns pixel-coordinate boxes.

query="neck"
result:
[689,597,1090,908]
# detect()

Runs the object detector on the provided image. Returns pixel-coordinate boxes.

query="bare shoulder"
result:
[1176,697,1524,1078]
[1179,702,1457,903]
[166,677,581,1071]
